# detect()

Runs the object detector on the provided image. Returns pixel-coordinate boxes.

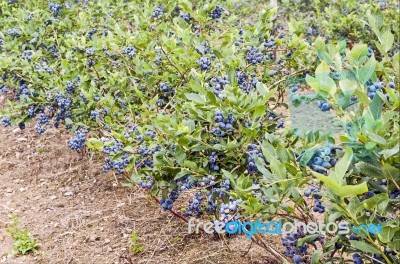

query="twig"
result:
[241,240,253,257]
[159,45,188,82]
[270,69,307,89]
[150,194,189,224]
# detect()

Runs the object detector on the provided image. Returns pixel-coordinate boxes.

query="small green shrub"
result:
[6,215,39,255]
[129,231,144,255]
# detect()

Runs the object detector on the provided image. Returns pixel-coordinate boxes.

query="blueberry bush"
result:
[0,0,398,263]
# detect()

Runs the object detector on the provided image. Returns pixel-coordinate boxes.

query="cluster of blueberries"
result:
[157,82,175,106]
[7,27,21,38]
[179,13,192,22]
[304,187,325,213]
[201,175,217,187]
[152,6,163,19]
[122,46,136,59]
[209,152,220,171]
[218,197,242,226]
[160,190,179,210]
[85,47,96,55]
[317,100,331,112]
[103,154,130,174]
[66,76,81,94]
[99,137,133,174]
[35,60,53,74]
[154,50,163,65]
[135,144,159,170]
[210,110,235,137]
[210,6,224,20]
[246,47,263,64]
[306,27,313,37]
[306,146,337,175]
[184,192,204,217]
[247,144,264,175]
[34,113,48,134]
[87,28,97,40]
[198,57,212,71]
[179,176,198,191]
[282,227,323,263]
[21,50,33,61]
[53,93,72,128]
[154,172,233,216]
[366,80,395,100]
[268,112,285,129]
[1,117,11,127]
[49,2,62,16]
[205,189,217,213]
[234,28,245,46]
[368,47,374,58]
[209,76,229,97]
[138,175,155,189]
[90,109,102,121]
[68,128,88,151]
[264,37,276,48]
[352,253,364,264]
[0,82,8,94]
[236,71,257,93]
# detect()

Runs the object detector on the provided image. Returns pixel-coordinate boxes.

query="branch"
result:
[159,45,188,83]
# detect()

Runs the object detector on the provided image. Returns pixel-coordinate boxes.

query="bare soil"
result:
[0,125,280,264]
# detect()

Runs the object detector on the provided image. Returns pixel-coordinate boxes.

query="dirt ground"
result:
[0,125,281,264]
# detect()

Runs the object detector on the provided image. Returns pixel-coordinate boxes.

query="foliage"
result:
[5,215,40,255]
[0,0,398,263]
[128,231,144,254]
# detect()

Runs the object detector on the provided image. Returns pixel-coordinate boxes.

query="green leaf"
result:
[357,56,376,85]
[354,88,370,105]
[332,148,353,182]
[363,193,388,211]
[299,148,317,167]
[270,158,287,179]
[382,163,400,182]
[349,240,381,254]
[253,104,266,120]
[297,234,320,246]
[314,172,368,198]
[310,251,322,264]
[348,44,368,64]
[393,52,399,75]
[177,136,191,147]
[317,75,337,96]
[387,240,400,252]
[305,75,319,93]
[174,171,189,180]
[379,144,399,159]
[86,138,103,150]
[316,50,333,64]
[366,132,386,145]
[254,157,279,183]
[380,30,394,53]
[339,79,358,97]
[378,225,400,244]
[314,37,326,51]
[185,93,205,104]
[369,94,381,120]
[256,82,267,95]
[315,61,330,75]
[183,160,197,170]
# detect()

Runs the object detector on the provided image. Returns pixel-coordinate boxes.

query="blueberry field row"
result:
[0,0,399,263]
